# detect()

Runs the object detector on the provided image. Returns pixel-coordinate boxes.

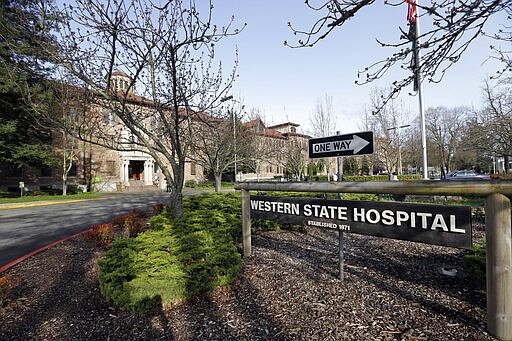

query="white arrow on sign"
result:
[312,134,370,155]
[351,134,371,154]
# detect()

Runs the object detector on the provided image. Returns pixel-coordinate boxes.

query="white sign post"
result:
[19,181,24,197]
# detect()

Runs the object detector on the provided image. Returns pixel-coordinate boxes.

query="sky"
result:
[209,0,508,136]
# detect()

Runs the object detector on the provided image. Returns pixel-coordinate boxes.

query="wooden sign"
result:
[250,196,472,249]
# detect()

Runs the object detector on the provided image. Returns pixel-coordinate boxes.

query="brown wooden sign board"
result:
[250,196,472,249]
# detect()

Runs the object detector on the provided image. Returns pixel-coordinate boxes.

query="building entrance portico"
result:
[121,155,155,187]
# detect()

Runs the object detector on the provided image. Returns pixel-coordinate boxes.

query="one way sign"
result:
[308,131,374,158]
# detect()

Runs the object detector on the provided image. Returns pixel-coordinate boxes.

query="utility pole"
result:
[413,0,428,179]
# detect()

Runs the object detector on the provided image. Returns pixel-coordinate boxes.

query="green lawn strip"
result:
[184,180,234,190]
[0,192,101,204]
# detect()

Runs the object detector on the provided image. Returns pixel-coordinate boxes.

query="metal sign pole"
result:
[337,131,344,281]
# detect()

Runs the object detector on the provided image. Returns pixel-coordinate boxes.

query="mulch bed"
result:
[0,224,495,340]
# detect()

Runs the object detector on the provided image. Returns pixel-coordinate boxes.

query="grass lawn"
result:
[0,192,102,204]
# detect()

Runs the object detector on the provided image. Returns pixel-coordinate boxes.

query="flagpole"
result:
[414,0,429,179]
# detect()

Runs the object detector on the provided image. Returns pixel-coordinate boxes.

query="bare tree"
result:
[369,87,411,174]
[309,94,337,178]
[309,94,336,138]
[189,104,256,192]
[32,0,243,217]
[425,106,467,177]
[286,142,308,180]
[50,83,85,195]
[475,78,512,172]
[287,0,509,109]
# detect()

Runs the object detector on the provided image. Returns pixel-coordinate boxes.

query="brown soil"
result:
[0,224,495,340]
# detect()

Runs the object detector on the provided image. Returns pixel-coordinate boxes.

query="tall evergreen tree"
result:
[0,0,58,170]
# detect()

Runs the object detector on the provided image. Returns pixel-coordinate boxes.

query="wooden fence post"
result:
[486,193,512,340]
[241,188,252,257]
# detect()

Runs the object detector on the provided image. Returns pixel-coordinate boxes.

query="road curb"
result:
[0,228,92,274]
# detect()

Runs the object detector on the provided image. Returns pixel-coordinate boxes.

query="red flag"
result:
[406,0,417,24]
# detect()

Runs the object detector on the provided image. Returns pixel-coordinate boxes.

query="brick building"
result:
[0,72,311,193]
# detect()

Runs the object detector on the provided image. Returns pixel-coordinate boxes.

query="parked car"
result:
[444,170,491,180]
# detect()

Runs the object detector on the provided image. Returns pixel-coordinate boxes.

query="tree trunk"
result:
[214,173,222,192]
[169,189,184,218]
[62,174,67,196]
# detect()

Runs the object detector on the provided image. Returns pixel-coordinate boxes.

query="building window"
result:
[190,163,196,175]
[106,160,116,176]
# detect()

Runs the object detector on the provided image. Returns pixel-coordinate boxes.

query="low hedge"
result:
[464,239,486,286]
[98,193,242,314]
[342,174,422,181]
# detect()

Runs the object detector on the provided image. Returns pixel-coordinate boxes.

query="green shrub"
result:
[464,239,486,286]
[397,174,422,181]
[149,214,168,231]
[342,193,380,201]
[98,193,242,314]
[184,179,197,188]
[344,175,389,182]
[315,175,329,182]
[194,180,214,189]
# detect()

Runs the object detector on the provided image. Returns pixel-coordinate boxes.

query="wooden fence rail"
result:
[235,180,512,340]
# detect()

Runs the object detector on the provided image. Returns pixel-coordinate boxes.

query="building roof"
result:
[267,122,300,129]
[111,70,130,78]
[244,118,287,139]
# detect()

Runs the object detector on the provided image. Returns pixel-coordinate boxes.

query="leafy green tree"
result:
[344,157,360,176]
[0,0,58,170]
[360,156,371,175]
[307,161,318,178]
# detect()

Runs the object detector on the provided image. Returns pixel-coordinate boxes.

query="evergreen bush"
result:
[464,239,486,286]
[98,193,242,314]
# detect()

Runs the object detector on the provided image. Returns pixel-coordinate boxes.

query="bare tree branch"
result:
[287,0,509,111]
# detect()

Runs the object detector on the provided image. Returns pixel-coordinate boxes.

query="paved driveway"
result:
[0,192,172,268]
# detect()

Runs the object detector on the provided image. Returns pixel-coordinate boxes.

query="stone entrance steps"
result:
[123,180,160,192]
